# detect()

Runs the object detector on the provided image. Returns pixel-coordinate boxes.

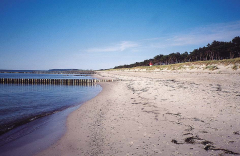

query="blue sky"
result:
[1,0,240,70]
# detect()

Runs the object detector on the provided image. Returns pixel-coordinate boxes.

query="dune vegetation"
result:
[110,57,240,72]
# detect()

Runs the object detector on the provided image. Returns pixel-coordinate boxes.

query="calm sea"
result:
[0,73,102,155]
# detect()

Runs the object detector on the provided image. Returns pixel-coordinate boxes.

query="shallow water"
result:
[0,83,101,135]
[0,73,102,155]
[0,105,80,156]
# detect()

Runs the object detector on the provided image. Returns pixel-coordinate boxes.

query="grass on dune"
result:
[107,57,240,71]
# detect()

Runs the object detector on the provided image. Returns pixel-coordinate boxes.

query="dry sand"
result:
[37,70,240,156]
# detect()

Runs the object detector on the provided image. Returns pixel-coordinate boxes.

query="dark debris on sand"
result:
[171,135,240,155]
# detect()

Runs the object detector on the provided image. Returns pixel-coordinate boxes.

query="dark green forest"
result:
[114,36,240,69]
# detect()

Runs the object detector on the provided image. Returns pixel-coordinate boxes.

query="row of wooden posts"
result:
[0,78,113,85]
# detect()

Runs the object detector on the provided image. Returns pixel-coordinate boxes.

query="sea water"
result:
[0,73,102,155]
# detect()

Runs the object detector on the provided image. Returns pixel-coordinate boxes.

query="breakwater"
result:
[0,78,113,85]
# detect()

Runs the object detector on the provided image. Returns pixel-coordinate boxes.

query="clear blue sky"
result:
[1,0,240,70]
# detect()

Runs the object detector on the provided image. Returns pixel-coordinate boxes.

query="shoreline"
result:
[36,77,113,155]
[37,71,240,155]
[0,104,78,156]
[0,76,101,156]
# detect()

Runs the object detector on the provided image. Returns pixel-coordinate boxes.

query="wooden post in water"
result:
[0,78,113,85]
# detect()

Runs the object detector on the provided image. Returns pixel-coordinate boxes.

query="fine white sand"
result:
[37,70,240,156]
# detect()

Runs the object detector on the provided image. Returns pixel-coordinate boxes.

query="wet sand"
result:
[37,70,240,155]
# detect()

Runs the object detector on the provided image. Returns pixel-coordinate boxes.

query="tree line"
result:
[114,36,240,69]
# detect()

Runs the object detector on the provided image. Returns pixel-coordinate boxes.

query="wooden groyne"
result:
[0,78,113,85]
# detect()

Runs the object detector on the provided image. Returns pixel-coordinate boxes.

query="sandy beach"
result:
[37,70,240,156]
